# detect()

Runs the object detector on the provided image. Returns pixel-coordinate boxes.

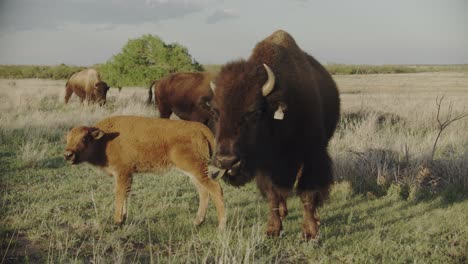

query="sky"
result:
[0,0,467,66]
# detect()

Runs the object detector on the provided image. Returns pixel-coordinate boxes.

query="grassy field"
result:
[203,64,468,76]
[1,72,468,263]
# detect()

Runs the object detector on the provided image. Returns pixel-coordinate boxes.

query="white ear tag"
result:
[274,105,285,120]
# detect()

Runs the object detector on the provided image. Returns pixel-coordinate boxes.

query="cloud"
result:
[205,9,239,24]
[0,0,212,31]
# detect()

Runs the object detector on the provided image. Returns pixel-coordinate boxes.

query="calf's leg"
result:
[114,172,133,225]
[190,178,210,226]
[171,147,226,230]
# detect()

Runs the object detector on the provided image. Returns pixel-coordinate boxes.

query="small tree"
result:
[100,34,203,88]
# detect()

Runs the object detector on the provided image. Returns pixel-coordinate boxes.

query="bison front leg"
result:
[298,150,332,240]
[299,191,321,240]
[257,174,283,236]
[278,194,288,220]
[114,173,132,225]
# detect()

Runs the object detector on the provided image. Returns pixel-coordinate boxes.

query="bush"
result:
[100,34,204,87]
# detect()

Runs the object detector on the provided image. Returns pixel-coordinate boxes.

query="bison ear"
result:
[90,129,105,140]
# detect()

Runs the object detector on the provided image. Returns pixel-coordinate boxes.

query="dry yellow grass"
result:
[1,73,467,262]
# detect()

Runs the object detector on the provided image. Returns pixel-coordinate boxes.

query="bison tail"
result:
[147,80,158,105]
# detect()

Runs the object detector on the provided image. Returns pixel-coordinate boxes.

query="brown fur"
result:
[210,30,340,239]
[148,72,215,131]
[64,68,110,105]
[64,116,226,229]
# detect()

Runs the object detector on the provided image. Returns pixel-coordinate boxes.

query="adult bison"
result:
[208,30,340,239]
[147,72,215,131]
[64,68,110,105]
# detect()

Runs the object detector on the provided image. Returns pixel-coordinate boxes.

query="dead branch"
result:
[430,96,468,160]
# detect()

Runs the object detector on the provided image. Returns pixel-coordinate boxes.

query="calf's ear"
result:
[90,129,105,140]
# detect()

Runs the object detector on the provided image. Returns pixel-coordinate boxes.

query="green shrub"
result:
[100,34,204,87]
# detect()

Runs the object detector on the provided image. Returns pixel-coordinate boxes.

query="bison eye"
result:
[81,137,88,144]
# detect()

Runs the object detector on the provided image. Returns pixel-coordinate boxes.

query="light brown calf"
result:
[64,116,226,229]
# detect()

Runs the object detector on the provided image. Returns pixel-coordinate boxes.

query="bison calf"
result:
[64,116,226,229]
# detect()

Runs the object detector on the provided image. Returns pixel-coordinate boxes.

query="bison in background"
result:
[147,72,215,131]
[208,30,340,239]
[64,116,226,229]
[65,68,110,105]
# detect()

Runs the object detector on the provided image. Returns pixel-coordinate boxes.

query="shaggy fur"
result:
[210,30,340,239]
[64,116,226,229]
[147,72,215,131]
[64,68,109,105]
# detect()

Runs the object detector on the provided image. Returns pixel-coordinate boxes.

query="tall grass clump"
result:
[17,139,49,168]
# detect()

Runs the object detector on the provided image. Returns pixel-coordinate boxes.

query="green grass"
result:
[2,64,467,83]
[1,154,467,263]
[0,64,86,80]
[1,76,467,263]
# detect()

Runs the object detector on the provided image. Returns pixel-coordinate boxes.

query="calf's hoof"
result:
[217,218,227,231]
[193,217,205,227]
[114,215,127,226]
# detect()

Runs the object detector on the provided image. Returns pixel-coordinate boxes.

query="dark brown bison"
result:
[64,68,110,105]
[147,72,215,131]
[64,116,226,229]
[208,30,340,239]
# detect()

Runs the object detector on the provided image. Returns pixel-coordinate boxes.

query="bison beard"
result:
[210,30,340,240]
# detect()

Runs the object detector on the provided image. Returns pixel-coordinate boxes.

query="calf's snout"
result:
[63,150,75,162]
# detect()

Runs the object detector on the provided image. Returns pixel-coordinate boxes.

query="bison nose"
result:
[63,151,75,161]
[215,154,239,169]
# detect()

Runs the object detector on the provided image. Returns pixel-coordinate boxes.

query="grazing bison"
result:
[64,116,226,229]
[208,30,340,239]
[147,72,215,131]
[64,68,110,105]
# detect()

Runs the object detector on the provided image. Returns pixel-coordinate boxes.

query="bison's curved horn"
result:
[261,64,275,97]
[210,81,216,93]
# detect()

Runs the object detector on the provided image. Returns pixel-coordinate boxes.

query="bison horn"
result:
[210,81,216,92]
[261,64,275,97]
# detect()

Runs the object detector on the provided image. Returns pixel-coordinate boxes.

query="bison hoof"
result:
[279,208,288,220]
[302,223,319,241]
[266,225,282,237]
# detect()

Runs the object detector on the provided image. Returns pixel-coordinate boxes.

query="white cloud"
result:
[205,8,239,24]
